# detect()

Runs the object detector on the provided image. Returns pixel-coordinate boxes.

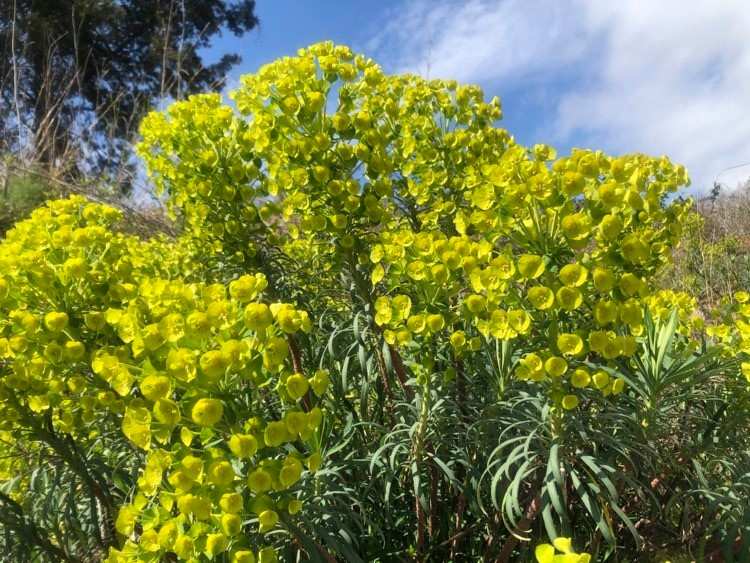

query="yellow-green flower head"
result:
[285,410,308,436]
[570,368,591,388]
[64,340,86,361]
[518,254,545,279]
[229,433,258,458]
[205,533,228,557]
[229,273,268,302]
[592,267,615,292]
[310,369,330,396]
[559,263,588,287]
[612,377,626,394]
[166,348,197,381]
[619,299,643,327]
[258,547,278,563]
[233,550,257,563]
[619,273,643,297]
[264,420,289,447]
[140,374,170,401]
[207,460,236,486]
[177,493,211,520]
[545,356,568,377]
[279,455,303,488]
[594,300,619,326]
[557,333,584,356]
[153,398,180,426]
[307,452,323,472]
[44,311,69,332]
[621,233,650,264]
[247,468,273,493]
[599,214,623,241]
[191,398,224,426]
[220,492,243,514]
[449,331,467,350]
[286,373,310,400]
[244,303,273,331]
[508,309,531,334]
[272,303,311,334]
[180,455,203,481]
[258,509,279,533]
[174,535,195,559]
[406,314,426,333]
[221,513,242,536]
[528,286,555,310]
[556,286,583,311]
[593,370,611,389]
[561,212,591,241]
[562,394,580,410]
[200,350,228,380]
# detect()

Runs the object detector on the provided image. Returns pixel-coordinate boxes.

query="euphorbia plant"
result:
[0,42,745,562]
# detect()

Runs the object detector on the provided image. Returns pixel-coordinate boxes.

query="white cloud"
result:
[367,0,588,82]
[368,0,750,193]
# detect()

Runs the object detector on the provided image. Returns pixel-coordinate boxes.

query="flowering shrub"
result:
[0,43,747,562]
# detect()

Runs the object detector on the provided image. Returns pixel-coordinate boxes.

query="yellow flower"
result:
[264,420,288,447]
[191,398,224,427]
[233,551,256,563]
[140,374,170,401]
[205,533,228,557]
[545,356,568,377]
[556,286,583,311]
[244,303,273,330]
[450,331,467,350]
[517,255,545,280]
[44,311,69,332]
[528,286,555,310]
[221,513,242,536]
[559,263,588,287]
[258,509,279,532]
[562,395,579,410]
[593,370,610,389]
[621,233,650,264]
[248,468,273,493]
[570,368,590,388]
[592,267,615,292]
[286,373,310,400]
[220,492,243,514]
[557,333,583,356]
[207,460,236,486]
[229,433,258,458]
[200,350,228,380]
[594,300,618,325]
[464,294,486,314]
[279,456,303,488]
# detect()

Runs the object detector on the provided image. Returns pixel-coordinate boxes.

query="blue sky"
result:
[204,0,750,195]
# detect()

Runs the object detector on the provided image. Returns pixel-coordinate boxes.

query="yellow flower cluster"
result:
[137,41,693,415]
[0,197,326,562]
[535,537,592,563]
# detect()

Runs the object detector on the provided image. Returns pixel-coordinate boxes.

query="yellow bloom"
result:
[247,468,273,493]
[545,356,568,377]
[557,333,583,356]
[562,394,579,410]
[286,373,310,400]
[229,433,258,458]
[518,254,545,279]
[570,368,590,388]
[556,286,583,311]
[559,263,588,287]
[528,286,555,310]
[44,311,69,332]
[191,398,224,427]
